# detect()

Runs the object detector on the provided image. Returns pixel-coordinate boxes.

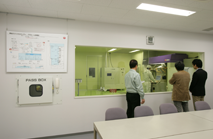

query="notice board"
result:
[7,31,68,72]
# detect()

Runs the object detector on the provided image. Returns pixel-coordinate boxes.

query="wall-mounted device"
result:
[54,78,60,94]
[101,68,125,91]
[17,77,53,105]
[146,36,154,45]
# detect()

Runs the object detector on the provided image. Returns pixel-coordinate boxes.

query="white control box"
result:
[101,68,125,90]
[18,77,53,105]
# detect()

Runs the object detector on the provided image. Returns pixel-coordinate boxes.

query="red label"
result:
[63,37,66,39]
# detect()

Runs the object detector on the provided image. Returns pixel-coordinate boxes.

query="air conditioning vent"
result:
[203,27,213,31]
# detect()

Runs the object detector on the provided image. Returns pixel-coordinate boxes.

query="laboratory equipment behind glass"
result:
[100,67,125,91]
[148,53,189,92]
[151,64,167,92]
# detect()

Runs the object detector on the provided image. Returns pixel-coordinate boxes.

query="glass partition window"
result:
[75,46,204,97]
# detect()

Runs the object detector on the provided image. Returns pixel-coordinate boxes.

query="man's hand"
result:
[141,99,145,104]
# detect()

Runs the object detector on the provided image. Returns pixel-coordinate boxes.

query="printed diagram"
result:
[50,43,64,69]
[7,31,68,72]
[10,38,45,69]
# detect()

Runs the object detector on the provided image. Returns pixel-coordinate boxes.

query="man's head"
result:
[175,61,184,71]
[129,59,138,70]
[147,65,151,70]
[192,59,202,69]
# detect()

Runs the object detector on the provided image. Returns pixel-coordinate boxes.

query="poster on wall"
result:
[7,31,68,72]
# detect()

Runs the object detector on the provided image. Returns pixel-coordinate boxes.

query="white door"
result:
[87,55,102,90]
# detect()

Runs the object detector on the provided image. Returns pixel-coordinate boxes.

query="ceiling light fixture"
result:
[129,50,139,53]
[136,3,196,16]
[108,48,116,52]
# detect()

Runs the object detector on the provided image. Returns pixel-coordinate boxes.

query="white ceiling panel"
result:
[81,4,128,17]
[78,0,112,6]
[0,4,8,12]
[29,0,83,13]
[133,20,171,29]
[155,0,195,6]
[56,1,83,13]
[58,11,100,21]
[189,0,213,10]
[99,17,137,25]
[102,7,129,17]
[189,10,213,22]
[6,5,58,18]
[133,0,203,11]
[81,5,106,15]
[109,0,135,9]
[157,15,195,26]
[28,0,59,11]
[0,0,31,7]
[124,10,166,21]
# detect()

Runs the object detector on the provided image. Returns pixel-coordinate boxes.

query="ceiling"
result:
[1,0,213,34]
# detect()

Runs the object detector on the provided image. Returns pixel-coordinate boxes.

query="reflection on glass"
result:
[29,84,43,97]
[75,46,204,97]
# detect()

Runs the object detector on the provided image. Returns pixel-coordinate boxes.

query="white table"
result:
[94,112,213,139]
[188,109,213,122]
[157,129,213,139]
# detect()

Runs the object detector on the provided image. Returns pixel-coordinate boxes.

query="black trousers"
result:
[126,93,140,118]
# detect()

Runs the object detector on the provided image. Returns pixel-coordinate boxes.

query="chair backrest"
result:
[105,108,127,121]
[195,101,211,111]
[159,103,178,115]
[134,106,154,117]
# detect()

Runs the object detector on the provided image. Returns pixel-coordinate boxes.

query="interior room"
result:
[0,0,213,139]
[75,46,204,96]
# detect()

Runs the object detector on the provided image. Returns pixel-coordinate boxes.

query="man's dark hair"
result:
[129,59,138,68]
[175,61,184,71]
[192,59,202,68]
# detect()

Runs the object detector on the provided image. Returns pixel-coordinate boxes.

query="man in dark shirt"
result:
[189,59,207,110]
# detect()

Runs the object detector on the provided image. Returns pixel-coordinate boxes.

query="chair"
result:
[134,106,154,117]
[195,101,211,111]
[159,103,178,115]
[105,108,127,121]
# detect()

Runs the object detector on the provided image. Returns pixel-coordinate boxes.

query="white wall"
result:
[0,13,213,139]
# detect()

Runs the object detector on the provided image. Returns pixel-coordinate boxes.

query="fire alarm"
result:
[146,36,154,45]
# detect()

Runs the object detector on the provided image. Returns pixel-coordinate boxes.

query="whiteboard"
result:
[7,31,68,72]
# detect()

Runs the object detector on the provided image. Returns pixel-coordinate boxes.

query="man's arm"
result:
[135,74,144,100]
[189,72,198,92]
[169,74,176,85]
[148,71,156,82]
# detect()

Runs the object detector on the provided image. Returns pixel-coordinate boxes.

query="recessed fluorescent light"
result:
[108,48,116,52]
[136,3,196,16]
[129,50,139,53]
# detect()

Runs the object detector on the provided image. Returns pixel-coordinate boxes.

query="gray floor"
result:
[32,132,101,139]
